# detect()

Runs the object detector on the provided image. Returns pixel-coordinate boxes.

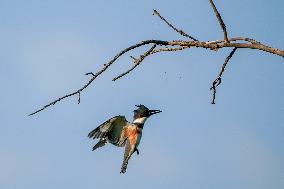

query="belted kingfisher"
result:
[88,104,162,174]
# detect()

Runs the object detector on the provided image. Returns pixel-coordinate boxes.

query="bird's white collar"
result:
[133,117,147,124]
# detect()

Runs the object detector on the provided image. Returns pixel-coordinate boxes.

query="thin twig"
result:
[112,45,157,81]
[78,92,81,104]
[210,47,238,104]
[85,72,95,76]
[209,0,229,43]
[153,9,198,41]
[218,47,238,78]
[130,56,137,61]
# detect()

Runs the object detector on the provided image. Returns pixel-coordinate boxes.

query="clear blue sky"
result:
[0,0,283,189]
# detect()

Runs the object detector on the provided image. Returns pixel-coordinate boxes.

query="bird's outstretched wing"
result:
[88,116,128,147]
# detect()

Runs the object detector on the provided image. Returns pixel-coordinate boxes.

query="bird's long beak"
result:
[149,109,162,116]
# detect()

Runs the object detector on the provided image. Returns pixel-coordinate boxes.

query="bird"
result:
[88,104,162,174]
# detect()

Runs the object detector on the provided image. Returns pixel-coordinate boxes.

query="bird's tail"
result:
[120,157,130,174]
[120,140,135,174]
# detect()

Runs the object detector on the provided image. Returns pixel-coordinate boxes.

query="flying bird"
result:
[88,105,162,174]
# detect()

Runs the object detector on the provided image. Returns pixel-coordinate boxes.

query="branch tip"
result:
[153,9,198,41]
[78,92,81,104]
[85,72,95,76]
[130,56,137,61]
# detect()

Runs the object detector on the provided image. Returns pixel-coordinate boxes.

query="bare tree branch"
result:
[206,37,261,45]
[29,0,284,116]
[150,46,189,54]
[153,9,198,41]
[209,0,229,43]
[112,45,157,81]
[210,47,238,104]
[28,40,167,116]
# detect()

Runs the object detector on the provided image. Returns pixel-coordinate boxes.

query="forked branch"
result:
[112,44,157,81]
[29,0,283,116]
